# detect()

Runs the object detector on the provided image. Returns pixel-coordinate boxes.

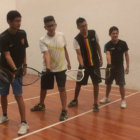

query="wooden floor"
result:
[0,80,140,140]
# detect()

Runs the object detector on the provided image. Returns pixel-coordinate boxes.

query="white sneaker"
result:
[18,122,29,135]
[100,97,110,104]
[121,100,126,108]
[0,115,9,124]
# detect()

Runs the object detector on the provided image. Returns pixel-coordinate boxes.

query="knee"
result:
[76,83,81,89]
[41,89,47,94]
[94,84,99,88]
[1,95,8,99]
[14,94,23,100]
[58,87,66,93]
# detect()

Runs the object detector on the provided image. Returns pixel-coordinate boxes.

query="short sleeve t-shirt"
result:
[0,29,29,71]
[105,40,129,66]
[39,31,67,72]
[73,30,100,67]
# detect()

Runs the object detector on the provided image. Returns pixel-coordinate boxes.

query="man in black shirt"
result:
[0,11,29,135]
[68,17,103,112]
[100,26,129,108]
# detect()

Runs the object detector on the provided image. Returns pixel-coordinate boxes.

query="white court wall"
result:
[15,0,140,90]
[0,0,16,32]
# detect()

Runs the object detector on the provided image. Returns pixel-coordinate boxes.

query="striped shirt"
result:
[73,32,99,66]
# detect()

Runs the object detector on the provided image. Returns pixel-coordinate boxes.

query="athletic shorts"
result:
[41,70,66,90]
[0,77,22,95]
[105,65,125,85]
[77,67,101,85]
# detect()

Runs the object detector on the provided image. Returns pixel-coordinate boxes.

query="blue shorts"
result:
[0,77,22,95]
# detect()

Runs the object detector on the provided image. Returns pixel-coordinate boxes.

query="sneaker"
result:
[18,122,29,135]
[68,100,78,107]
[93,104,99,112]
[0,115,9,124]
[121,100,126,109]
[100,97,110,104]
[30,104,45,112]
[59,110,68,121]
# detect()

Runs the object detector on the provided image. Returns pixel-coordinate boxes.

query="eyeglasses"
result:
[79,24,88,28]
[46,24,56,28]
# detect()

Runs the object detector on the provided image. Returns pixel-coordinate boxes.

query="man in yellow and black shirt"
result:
[68,17,103,112]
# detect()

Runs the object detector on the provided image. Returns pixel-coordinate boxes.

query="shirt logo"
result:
[91,38,95,41]
[21,38,25,45]
[9,44,14,48]
[110,47,115,50]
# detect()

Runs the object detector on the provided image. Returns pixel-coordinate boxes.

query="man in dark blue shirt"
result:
[100,26,129,109]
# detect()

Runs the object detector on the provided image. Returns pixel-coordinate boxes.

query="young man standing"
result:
[100,26,129,108]
[68,17,103,112]
[31,16,71,121]
[0,11,29,135]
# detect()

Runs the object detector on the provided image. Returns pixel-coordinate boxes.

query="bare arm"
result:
[22,50,27,75]
[76,49,84,66]
[125,51,129,74]
[43,51,51,69]
[96,42,103,67]
[106,51,111,65]
[24,49,27,65]
[4,51,16,70]
[64,46,71,69]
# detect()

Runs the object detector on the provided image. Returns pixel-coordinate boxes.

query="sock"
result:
[21,121,27,124]
[3,114,7,117]
[62,109,67,112]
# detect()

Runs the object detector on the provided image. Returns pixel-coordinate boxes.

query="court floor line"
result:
[0,85,122,107]
[82,85,132,93]
[13,91,140,140]
[0,88,75,107]
[83,88,125,96]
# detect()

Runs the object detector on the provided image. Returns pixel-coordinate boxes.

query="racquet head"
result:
[94,67,111,80]
[20,67,42,86]
[65,69,85,82]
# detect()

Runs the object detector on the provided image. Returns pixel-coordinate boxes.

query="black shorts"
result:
[77,67,101,85]
[41,70,66,90]
[105,66,125,85]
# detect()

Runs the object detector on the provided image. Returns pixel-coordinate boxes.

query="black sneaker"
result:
[68,100,78,107]
[30,104,45,112]
[59,110,68,121]
[93,104,99,112]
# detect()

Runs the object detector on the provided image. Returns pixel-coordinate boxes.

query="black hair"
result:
[76,17,86,26]
[44,16,55,24]
[7,10,21,21]
[109,26,119,35]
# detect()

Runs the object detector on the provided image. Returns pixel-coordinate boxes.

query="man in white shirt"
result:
[31,16,71,121]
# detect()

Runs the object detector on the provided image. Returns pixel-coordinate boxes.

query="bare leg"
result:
[93,84,99,104]
[58,87,67,110]
[14,94,26,121]
[74,83,81,100]
[40,89,47,105]
[119,85,125,100]
[106,84,112,98]
[1,95,8,115]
